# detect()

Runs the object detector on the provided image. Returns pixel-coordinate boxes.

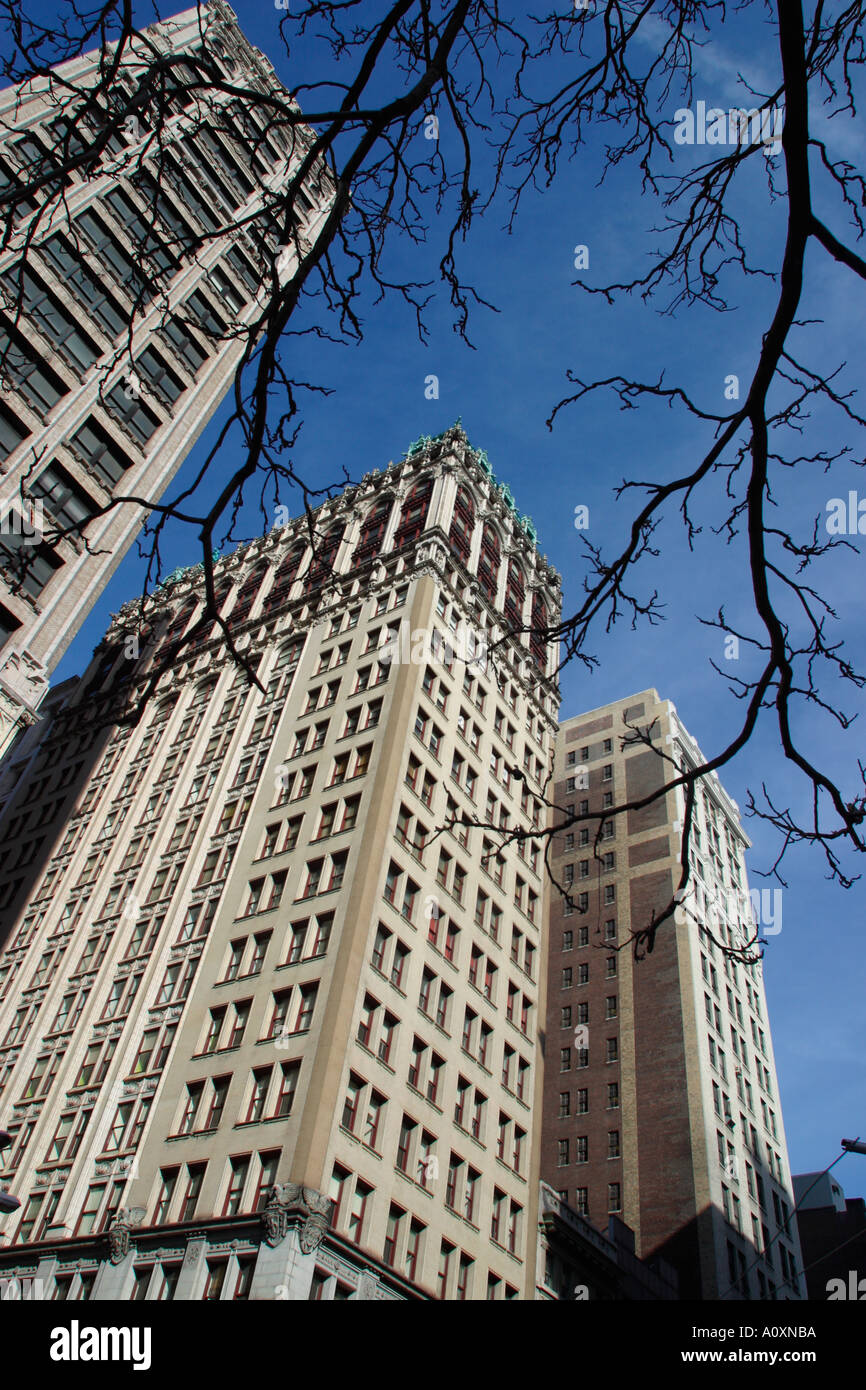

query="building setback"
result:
[793,1172,866,1301]
[0,425,562,1300]
[535,1182,678,1301]
[0,0,333,756]
[543,690,806,1299]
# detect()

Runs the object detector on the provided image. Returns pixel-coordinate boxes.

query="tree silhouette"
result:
[0,0,863,957]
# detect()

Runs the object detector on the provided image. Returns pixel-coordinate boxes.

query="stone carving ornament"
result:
[107,1207,146,1264]
[262,1183,332,1254]
[299,1187,332,1255]
[262,1182,302,1247]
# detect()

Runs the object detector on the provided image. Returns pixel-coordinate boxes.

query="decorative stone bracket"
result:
[106,1207,147,1265]
[261,1183,332,1254]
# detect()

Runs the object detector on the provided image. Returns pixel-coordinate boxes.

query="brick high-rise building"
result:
[0,425,561,1301]
[0,0,333,756]
[793,1172,866,1301]
[543,690,806,1299]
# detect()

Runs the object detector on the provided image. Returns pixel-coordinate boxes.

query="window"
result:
[358,994,377,1047]
[178,1082,203,1136]
[405,1219,424,1282]
[276,1061,301,1118]
[491,1189,505,1244]
[28,462,95,535]
[179,1163,206,1221]
[5,266,99,374]
[365,1092,386,1151]
[378,1011,397,1064]
[296,983,318,1033]
[384,1204,405,1268]
[70,417,134,490]
[245,1067,272,1124]
[507,1201,522,1255]
[105,379,160,445]
[456,1254,473,1301]
[437,1240,455,1299]
[347,1180,372,1246]
[223,1156,250,1217]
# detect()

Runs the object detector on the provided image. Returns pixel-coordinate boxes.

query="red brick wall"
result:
[629,867,702,1291]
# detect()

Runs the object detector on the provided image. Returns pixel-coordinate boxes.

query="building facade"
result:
[793,1172,866,1301]
[535,1181,678,1301]
[0,425,561,1300]
[543,690,806,1299]
[0,0,333,755]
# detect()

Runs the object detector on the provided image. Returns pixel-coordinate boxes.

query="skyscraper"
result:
[0,425,561,1300]
[0,0,333,756]
[543,690,806,1299]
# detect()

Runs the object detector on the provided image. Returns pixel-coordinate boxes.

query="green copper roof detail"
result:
[158,551,222,589]
[407,434,432,456]
[402,426,539,550]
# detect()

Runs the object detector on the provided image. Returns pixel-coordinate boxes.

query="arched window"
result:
[162,601,196,646]
[392,479,432,552]
[530,594,549,667]
[204,580,233,639]
[353,500,392,567]
[228,563,267,629]
[91,641,122,687]
[151,694,178,725]
[262,542,306,617]
[192,675,218,706]
[153,601,196,665]
[305,523,344,593]
[449,486,475,565]
[504,559,525,631]
[477,523,501,605]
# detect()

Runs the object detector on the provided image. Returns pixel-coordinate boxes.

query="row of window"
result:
[199,982,320,1055]
[557,1132,621,1164]
[566,739,614,765]
[559,1038,619,1070]
[332,1160,524,1295]
[558,1082,620,1115]
[555,1185,621,1218]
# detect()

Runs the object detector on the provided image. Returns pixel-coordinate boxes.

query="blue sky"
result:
[7,2,864,1198]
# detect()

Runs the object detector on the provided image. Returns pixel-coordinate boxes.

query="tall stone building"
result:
[0,425,561,1300]
[543,690,806,1299]
[0,0,333,755]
